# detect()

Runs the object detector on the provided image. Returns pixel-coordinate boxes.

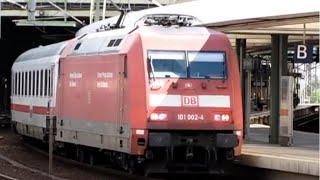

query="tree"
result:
[311,89,320,103]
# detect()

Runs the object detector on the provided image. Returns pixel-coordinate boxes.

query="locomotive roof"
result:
[65,25,227,57]
[84,25,223,39]
[15,41,68,62]
[136,26,223,36]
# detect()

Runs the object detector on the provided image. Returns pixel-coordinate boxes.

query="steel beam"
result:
[1,9,120,17]
[13,19,77,27]
[2,0,171,4]
[270,35,280,144]
[95,0,100,22]
[244,68,251,139]
[236,39,249,139]
[205,15,319,31]
[269,34,288,144]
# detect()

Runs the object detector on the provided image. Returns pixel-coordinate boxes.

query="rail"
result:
[0,173,19,180]
[293,108,319,128]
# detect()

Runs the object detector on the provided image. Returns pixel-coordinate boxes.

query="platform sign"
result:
[293,44,314,63]
[243,58,253,70]
[279,76,293,146]
[252,81,267,87]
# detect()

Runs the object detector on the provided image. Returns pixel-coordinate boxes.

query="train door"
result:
[117,54,128,135]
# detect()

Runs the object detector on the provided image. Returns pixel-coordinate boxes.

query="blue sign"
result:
[294,44,313,63]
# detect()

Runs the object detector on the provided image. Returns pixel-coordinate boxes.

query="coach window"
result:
[11,72,14,96]
[17,72,21,96]
[11,72,15,96]
[49,69,52,97]
[19,72,22,96]
[15,72,17,96]
[14,73,17,96]
[28,71,32,96]
[24,71,28,96]
[44,69,48,97]
[35,70,39,97]
[24,72,27,96]
[24,71,27,96]
[20,72,24,96]
[23,72,25,96]
[21,72,23,96]
[20,72,22,96]
[40,70,43,97]
[11,73,13,96]
[21,72,24,96]
[32,71,35,96]
[27,71,29,96]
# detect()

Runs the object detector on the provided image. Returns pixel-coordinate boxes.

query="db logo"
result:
[182,96,198,106]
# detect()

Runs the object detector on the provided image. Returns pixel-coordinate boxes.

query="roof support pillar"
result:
[236,39,250,139]
[269,34,288,144]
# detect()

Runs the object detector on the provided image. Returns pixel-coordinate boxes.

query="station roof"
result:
[76,0,319,55]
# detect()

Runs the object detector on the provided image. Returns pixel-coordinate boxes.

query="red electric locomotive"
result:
[11,14,243,175]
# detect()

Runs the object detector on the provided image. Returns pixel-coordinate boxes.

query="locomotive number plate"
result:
[177,114,204,121]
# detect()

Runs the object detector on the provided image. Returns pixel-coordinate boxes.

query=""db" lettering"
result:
[182,96,198,106]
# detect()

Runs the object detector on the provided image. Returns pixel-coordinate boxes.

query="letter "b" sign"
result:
[294,44,313,63]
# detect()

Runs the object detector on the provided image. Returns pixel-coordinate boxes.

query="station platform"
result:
[249,104,319,126]
[250,110,270,124]
[238,124,319,178]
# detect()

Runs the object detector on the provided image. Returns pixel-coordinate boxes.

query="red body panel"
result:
[56,54,128,124]
[125,35,148,129]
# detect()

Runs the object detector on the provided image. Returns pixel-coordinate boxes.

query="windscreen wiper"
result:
[149,55,156,82]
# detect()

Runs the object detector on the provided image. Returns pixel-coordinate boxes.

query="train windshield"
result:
[188,51,226,79]
[148,50,226,79]
[148,51,187,78]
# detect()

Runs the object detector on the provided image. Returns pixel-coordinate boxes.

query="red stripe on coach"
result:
[11,104,49,115]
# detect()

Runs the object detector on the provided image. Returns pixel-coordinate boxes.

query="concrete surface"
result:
[239,125,319,177]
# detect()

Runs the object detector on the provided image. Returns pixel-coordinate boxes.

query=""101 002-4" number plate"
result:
[177,114,204,121]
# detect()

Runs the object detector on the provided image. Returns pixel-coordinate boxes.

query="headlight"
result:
[214,113,230,122]
[221,114,230,121]
[214,114,221,121]
[150,112,168,121]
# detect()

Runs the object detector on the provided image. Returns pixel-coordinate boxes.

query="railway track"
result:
[294,112,319,129]
[1,131,238,180]
[21,138,153,180]
[0,129,239,180]
[0,173,19,180]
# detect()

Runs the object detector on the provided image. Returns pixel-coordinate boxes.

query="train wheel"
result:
[79,150,84,163]
[128,159,145,176]
[89,153,94,166]
[128,159,135,175]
